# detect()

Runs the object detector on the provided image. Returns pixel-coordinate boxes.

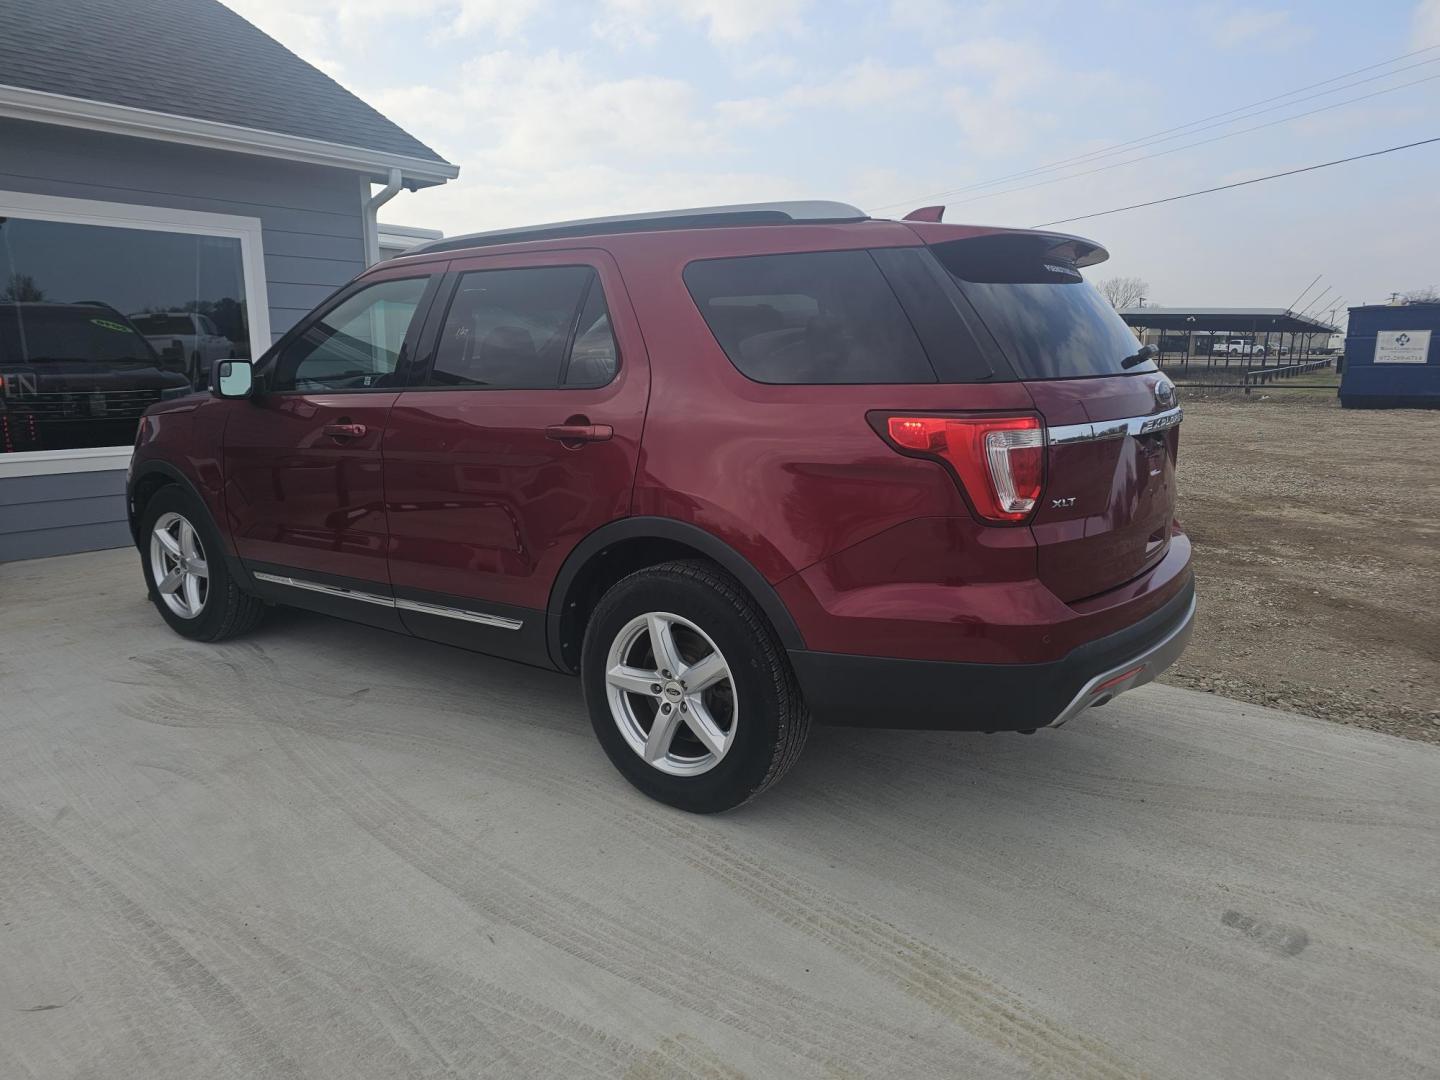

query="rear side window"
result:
[683,250,937,384]
[431,266,617,389]
[932,237,1154,379]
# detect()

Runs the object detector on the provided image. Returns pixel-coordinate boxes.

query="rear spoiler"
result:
[899,219,1110,269]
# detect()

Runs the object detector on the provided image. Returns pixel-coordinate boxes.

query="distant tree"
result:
[1402,285,1440,303]
[2,273,45,301]
[1098,276,1148,310]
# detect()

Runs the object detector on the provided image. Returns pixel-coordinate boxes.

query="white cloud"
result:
[448,0,542,36]
[1205,6,1308,49]
[782,60,929,109]
[596,0,813,44]
[1415,0,1440,47]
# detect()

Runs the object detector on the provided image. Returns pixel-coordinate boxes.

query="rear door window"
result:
[683,250,937,384]
[931,237,1155,379]
[430,265,616,389]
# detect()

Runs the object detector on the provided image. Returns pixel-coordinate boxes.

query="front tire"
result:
[581,560,810,813]
[139,486,265,641]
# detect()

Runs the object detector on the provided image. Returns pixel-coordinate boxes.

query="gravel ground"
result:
[1160,393,1440,743]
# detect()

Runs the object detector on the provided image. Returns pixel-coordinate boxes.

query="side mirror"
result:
[214,359,255,399]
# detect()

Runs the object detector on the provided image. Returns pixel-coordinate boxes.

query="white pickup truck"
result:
[1211,338,1263,356]
[130,312,235,387]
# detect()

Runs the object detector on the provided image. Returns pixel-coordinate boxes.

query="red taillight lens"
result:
[883,414,1044,523]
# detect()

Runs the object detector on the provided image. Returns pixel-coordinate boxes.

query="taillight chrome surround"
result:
[874,412,1045,525]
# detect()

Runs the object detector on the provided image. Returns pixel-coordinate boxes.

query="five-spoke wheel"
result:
[149,511,209,619]
[604,611,737,776]
[582,560,810,813]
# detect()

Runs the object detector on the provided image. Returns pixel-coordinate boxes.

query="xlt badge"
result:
[1051,497,1076,509]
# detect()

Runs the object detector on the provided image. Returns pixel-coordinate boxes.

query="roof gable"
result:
[0,0,449,167]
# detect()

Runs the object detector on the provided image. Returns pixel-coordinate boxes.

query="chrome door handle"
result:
[545,423,613,443]
[323,422,367,439]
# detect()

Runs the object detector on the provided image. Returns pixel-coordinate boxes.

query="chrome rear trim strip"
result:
[1046,593,1197,729]
[253,572,522,630]
[395,598,523,631]
[252,572,394,607]
[1046,406,1183,446]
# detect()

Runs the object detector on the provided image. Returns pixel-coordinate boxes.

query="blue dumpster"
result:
[1340,302,1440,409]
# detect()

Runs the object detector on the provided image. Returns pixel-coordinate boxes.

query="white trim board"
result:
[0,83,458,187]
[0,445,132,479]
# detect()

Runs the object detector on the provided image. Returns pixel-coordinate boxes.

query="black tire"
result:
[138,485,265,642]
[581,559,810,813]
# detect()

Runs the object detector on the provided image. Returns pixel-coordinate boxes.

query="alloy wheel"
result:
[149,511,209,619]
[604,611,738,776]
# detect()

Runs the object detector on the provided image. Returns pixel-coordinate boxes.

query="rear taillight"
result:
[880,414,1044,524]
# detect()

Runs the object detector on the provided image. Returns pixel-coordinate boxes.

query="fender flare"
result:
[545,517,806,670]
[126,460,250,584]
[127,460,206,545]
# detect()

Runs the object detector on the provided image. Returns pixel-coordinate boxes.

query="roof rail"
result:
[408,200,869,255]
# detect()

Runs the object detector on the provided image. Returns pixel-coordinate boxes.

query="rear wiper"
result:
[1120,344,1156,369]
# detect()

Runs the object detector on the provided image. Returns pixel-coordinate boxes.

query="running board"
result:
[251,572,523,631]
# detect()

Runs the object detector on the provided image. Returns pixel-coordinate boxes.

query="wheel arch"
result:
[127,460,250,585]
[546,517,806,673]
[127,460,202,548]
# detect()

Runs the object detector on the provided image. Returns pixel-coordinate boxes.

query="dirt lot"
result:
[1160,391,1440,743]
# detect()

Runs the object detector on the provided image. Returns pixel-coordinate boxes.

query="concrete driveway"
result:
[2,548,1437,1079]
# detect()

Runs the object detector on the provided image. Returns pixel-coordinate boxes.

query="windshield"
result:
[932,237,1155,379]
[131,314,195,336]
[0,305,160,364]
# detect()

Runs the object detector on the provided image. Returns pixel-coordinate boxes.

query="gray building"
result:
[0,0,456,561]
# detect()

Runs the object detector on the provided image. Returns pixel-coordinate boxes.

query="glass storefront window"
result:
[0,216,252,454]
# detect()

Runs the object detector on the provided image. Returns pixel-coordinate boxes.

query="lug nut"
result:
[661,703,672,714]
[679,702,688,712]
[651,684,662,694]
[661,670,672,679]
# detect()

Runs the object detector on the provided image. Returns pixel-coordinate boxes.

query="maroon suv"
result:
[127,201,1194,812]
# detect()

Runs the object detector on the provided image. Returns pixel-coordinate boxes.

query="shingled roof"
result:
[0,0,452,173]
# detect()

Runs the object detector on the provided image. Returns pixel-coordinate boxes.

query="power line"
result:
[936,70,1440,210]
[1029,135,1440,228]
[872,43,1440,212]
[864,47,1440,210]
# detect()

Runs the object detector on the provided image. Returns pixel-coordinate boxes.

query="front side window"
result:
[269,277,429,393]
[682,250,937,385]
[0,214,251,453]
[430,266,616,389]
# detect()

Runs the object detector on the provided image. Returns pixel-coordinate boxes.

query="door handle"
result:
[545,423,613,443]
[323,422,367,439]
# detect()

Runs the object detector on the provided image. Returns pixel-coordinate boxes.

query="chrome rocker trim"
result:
[1046,406,1183,446]
[1046,592,1197,728]
[252,572,522,630]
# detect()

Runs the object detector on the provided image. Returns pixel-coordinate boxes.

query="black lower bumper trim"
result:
[788,576,1195,730]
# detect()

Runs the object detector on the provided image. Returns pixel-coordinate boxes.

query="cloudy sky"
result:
[225,0,1440,315]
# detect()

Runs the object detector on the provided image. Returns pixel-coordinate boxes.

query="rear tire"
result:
[139,486,265,642]
[581,560,810,813]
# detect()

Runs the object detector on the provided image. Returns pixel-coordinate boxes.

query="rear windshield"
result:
[932,237,1154,379]
[0,305,159,364]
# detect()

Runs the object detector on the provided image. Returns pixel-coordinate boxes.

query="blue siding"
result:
[1,117,371,560]
[0,116,366,342]
[0,469,130,561]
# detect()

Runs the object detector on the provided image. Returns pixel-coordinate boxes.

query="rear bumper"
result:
[788,576,1195,730]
